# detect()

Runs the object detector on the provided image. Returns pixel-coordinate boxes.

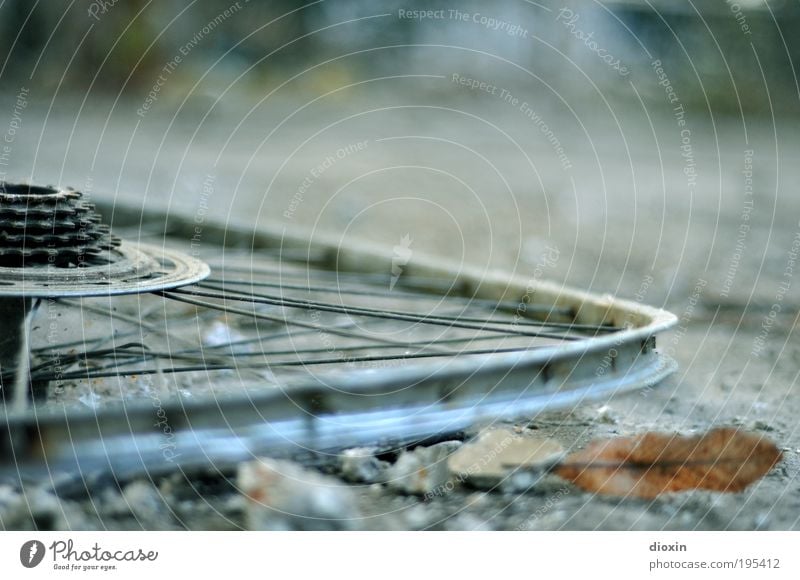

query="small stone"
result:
[0,485,79,530]
[754,512,770,530]
[203,319,244,347]
[122,481,172,529]
[445,513,492,531]
[750,420,774,432]
[386,441,462,496]
[501,470,546,493]
[403,503,437,530]
[466,492,488,507]
[238,457,362,530]
[338,447,389,484]
[0,484,19,509]
[448,427,564,489]
[595,405,619,424]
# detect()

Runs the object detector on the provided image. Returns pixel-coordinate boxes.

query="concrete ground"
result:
[2,88,799,529]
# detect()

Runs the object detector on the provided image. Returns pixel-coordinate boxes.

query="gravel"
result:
[238,457,362,531]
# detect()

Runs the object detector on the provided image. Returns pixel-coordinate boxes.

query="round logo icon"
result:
[20,540,46,568]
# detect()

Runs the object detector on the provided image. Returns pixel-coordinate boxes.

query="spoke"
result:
[156,290,456,352]
[170,285,585,340]
[30,344,548,382]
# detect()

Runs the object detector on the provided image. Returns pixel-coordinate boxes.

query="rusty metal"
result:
[0,183,209,405]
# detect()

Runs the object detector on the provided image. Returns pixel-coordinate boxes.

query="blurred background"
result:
[0,0,798,307]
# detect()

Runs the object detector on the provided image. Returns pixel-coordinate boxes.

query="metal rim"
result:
[0,203,678,477]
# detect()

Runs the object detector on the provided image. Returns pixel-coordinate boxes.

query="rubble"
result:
[122,481,173,529]
[0,484,84,530]
[448,427,564,490]
[338,447,390,484]
[386,441,462,496]
[238,457,362,530]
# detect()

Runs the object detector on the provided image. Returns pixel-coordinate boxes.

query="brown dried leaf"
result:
[554,428,782,498]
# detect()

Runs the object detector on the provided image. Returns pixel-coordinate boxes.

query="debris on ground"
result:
[238,457,362,530]
[0,484,81,530]
[448,427,565,490]
[386,441,462,496]
[555,428,782,498]
[338,447,390,484]
[122,481,173,529]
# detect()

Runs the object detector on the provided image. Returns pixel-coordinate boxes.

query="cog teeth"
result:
[0,183,120,267]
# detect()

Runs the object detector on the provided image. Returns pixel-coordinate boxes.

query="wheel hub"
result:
[0,183,208,295]
[0,182,210,404]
